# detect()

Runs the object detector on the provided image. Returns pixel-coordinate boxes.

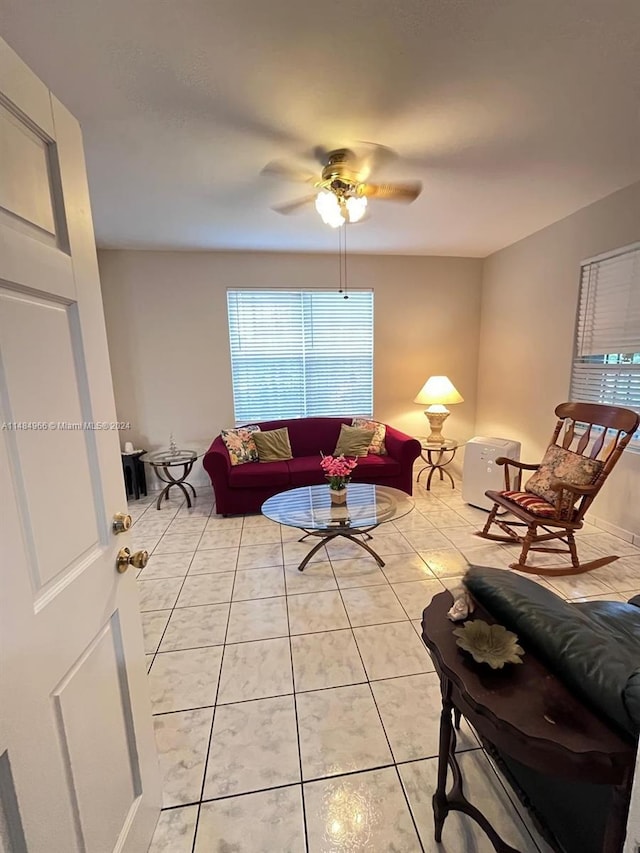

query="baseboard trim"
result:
[589,514,637,544]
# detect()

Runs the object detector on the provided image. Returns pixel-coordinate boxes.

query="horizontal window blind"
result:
[227,290,373,423]
[571,244,640,437]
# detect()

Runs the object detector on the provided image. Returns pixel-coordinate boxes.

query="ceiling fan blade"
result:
[261,161,318,184]
[311,145,332,166]
[361,181,422,203]
[271,194,317,215]
[352,142,398,182]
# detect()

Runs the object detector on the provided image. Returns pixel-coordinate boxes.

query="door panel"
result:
[0,291,100,591]
[53,617,140,853]
[0,104,56,236]
[0,36,160,853]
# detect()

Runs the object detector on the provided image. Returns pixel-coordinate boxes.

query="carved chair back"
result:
[548,402,639,522]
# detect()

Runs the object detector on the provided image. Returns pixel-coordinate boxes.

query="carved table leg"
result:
[432,677,523,853]
[433,677,454,842]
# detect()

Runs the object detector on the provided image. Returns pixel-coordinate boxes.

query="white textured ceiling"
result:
[2,0,640,255]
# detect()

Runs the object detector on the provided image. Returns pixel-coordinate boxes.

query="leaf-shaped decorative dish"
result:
[453,620,524,669]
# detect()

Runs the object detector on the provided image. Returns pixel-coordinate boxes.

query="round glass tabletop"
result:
[417,437,459,451]
[261,483,414,532]
[144,449,199,466]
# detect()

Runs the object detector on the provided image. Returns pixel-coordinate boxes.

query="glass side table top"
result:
[262,483,414,532]
[417,437,460,451]
[143,449,202,466]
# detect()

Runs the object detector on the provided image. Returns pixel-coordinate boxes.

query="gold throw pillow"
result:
[253,427,293,462]
[333,424,375,458]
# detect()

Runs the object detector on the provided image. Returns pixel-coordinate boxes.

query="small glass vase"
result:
[329,487,347,505]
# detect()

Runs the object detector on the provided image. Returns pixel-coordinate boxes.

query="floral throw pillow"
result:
[351,418,387,455]
[221,425,261,466]
[525,444,603,511]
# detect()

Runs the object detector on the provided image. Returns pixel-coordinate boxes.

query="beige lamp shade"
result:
[413,376,464,406]
[413,376,463,443]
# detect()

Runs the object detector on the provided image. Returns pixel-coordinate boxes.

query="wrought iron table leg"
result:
[296,531,385,571]
[344,534,385,566]
[297,536,333,572]
[423,448,456,490]
[153,461,196,509]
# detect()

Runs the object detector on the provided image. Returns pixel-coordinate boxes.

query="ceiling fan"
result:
[262,144,423,228]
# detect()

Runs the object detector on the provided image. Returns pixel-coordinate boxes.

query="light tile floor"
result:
[133,472,640,853]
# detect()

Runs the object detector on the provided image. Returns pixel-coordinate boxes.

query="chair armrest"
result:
[495,457,539,470]
[495,457,539,491]
[549,480,598,496]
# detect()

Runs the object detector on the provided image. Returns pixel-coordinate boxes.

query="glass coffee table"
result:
[262,483,414,572]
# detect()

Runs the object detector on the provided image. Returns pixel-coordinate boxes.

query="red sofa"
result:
[203,417,421,516]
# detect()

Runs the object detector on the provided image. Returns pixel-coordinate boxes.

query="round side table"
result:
[143,449,199,510]
[416,438,459,490]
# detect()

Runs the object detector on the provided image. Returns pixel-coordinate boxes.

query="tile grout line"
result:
[189,511,245,853]
[138,480,640,849]
[283,530,311,852]
[145,504,209,674]
[329,563,428,852]
[134,495,190,668]
[134,489,228,850]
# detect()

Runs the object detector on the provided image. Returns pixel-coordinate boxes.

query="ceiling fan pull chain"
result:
[343,223,349,299]
[338,225,343,293]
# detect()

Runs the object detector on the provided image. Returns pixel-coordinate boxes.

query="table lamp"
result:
[413,376,463,443]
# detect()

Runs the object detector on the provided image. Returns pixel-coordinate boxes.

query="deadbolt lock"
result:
[116,547,149,573]
[112,512,132,534]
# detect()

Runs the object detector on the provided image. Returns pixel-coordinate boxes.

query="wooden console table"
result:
[421,592,635,853]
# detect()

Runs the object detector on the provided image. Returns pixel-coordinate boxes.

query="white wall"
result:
[98,250,482,474]
[477,181,640,537]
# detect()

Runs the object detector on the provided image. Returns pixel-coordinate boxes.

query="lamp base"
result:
[425,410,450,443]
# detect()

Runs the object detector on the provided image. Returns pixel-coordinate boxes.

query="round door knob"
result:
[112,512,133,534]
[116,547,149,573]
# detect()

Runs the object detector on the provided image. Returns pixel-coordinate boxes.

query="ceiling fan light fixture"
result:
[345,195,367,223]
[315,191,345,228]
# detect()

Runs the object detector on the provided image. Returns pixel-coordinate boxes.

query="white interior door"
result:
[0,38,160,852]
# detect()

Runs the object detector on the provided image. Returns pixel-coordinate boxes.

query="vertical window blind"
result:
[570,243,640,436]
[227,290,374,423]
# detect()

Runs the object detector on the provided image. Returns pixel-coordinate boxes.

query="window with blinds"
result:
[570,243,640,438]
[227,290,374,423]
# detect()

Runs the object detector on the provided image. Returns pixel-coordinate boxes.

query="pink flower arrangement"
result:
[320,454,358,490]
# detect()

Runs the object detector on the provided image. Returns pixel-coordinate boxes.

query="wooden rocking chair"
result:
[476,402,639,576]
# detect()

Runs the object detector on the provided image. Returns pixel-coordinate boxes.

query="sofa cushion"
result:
[286,418,347,457]
[254,428,293,462]
[352,418,388,455]
[221,425,261,466]
[464,565,639,738]
[525,445,603,511]
[574,600,640,650]
[228,460,290,488]
[500,490,559,518]
[288,456,327,487]
[350,454,401,478]
[573,605,640,728]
